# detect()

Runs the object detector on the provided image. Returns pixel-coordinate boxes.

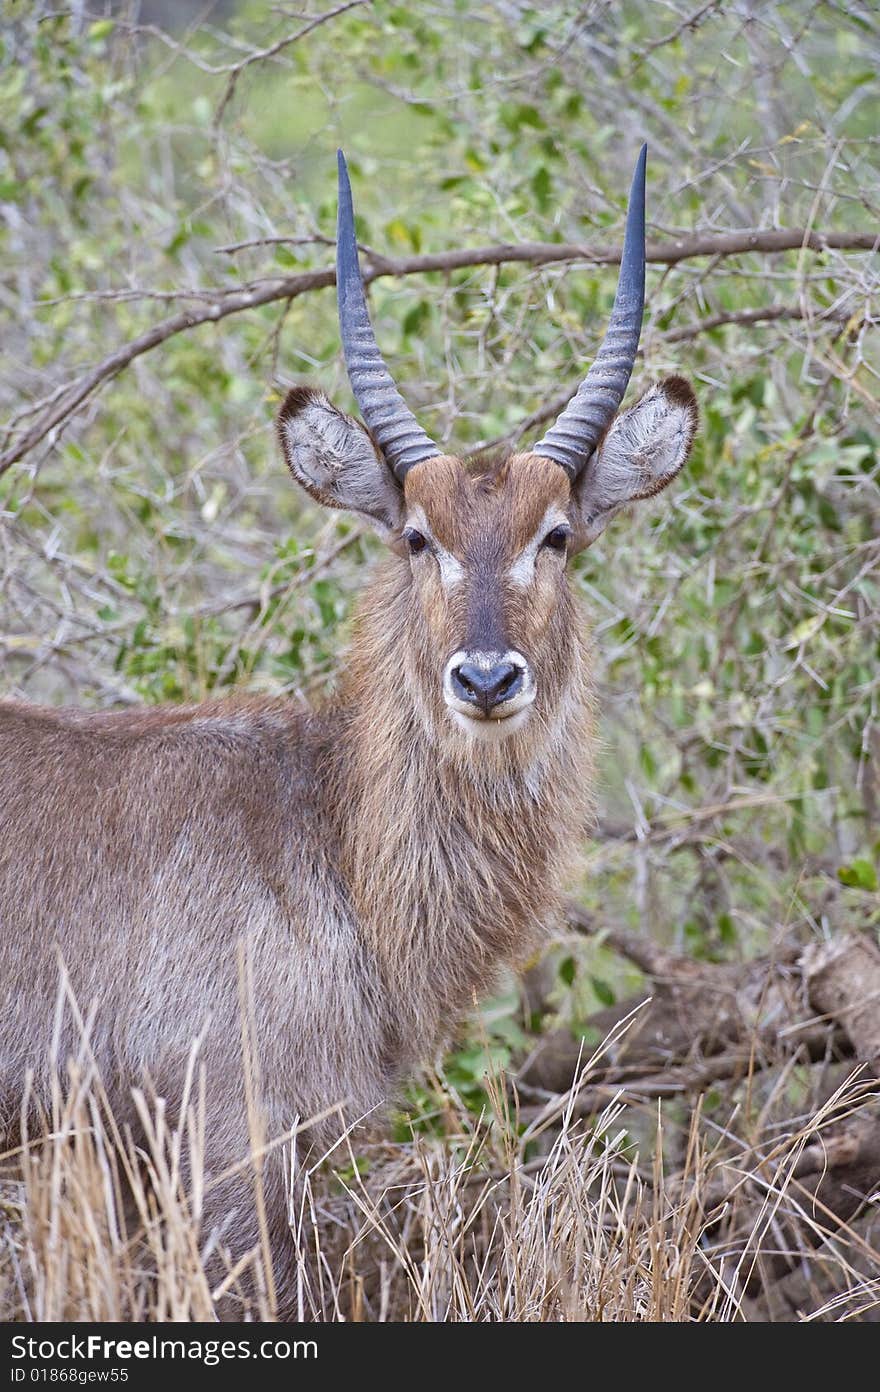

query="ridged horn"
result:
[534,144,647,480]
[336,150,439,482]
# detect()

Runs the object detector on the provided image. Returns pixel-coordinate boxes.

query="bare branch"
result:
[2,226,875,479]
[661,302,860,344]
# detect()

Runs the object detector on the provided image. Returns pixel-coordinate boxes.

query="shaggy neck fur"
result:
[326,555,597,1067]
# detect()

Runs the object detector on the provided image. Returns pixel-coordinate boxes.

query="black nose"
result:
[451,661,523,715]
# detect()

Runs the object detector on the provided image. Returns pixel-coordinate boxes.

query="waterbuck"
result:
[0,147,696,1313]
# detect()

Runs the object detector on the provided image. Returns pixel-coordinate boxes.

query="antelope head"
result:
[278,149,698,748]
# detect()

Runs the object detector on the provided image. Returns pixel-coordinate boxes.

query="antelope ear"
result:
[569,376,697,551]
[277,387,405,540]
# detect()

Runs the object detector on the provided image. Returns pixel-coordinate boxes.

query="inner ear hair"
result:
[277,386,363,502]
[629,375,698,499]
[569,375,697,550]
[598,375,698,498]
[655,374,699,452]
[276,385,404,536]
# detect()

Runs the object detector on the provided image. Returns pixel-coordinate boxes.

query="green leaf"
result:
[402,300,431,337]
[718,913,736,944]
[837,860,879,891]
[590,977,615,1007]
[531,164,552,211]
[558,955,576,987]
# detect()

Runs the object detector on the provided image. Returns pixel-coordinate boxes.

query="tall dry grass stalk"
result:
[1,976,877,1322]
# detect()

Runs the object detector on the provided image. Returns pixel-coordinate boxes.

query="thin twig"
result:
[2,226,875,479]
[214,1,374,125]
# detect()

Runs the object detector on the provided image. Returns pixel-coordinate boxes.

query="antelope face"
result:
[276,146,699,744]
[279,377,697,744]
[401,453,575,739]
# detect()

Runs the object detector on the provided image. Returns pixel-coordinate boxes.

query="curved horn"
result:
[336,150,439,482]
[534,144,647,481]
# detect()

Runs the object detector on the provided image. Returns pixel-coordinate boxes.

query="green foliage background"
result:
[1,1,878,1112]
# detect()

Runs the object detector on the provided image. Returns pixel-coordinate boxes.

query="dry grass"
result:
[2,997,877,1323]
[1,2,878,1327]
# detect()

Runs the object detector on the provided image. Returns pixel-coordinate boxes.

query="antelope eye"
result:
[543,525,570,552]
[404,528,428,555]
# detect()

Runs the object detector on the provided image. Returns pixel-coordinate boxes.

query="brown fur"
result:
[0,373,696,1314]
[0,458,595,1317]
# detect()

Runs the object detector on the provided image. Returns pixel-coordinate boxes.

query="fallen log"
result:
[521,912,880,1320]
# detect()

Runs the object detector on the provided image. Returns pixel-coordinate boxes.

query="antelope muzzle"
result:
[443,648,534,731]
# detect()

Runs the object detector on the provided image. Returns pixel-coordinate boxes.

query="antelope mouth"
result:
[448,705,534,741]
